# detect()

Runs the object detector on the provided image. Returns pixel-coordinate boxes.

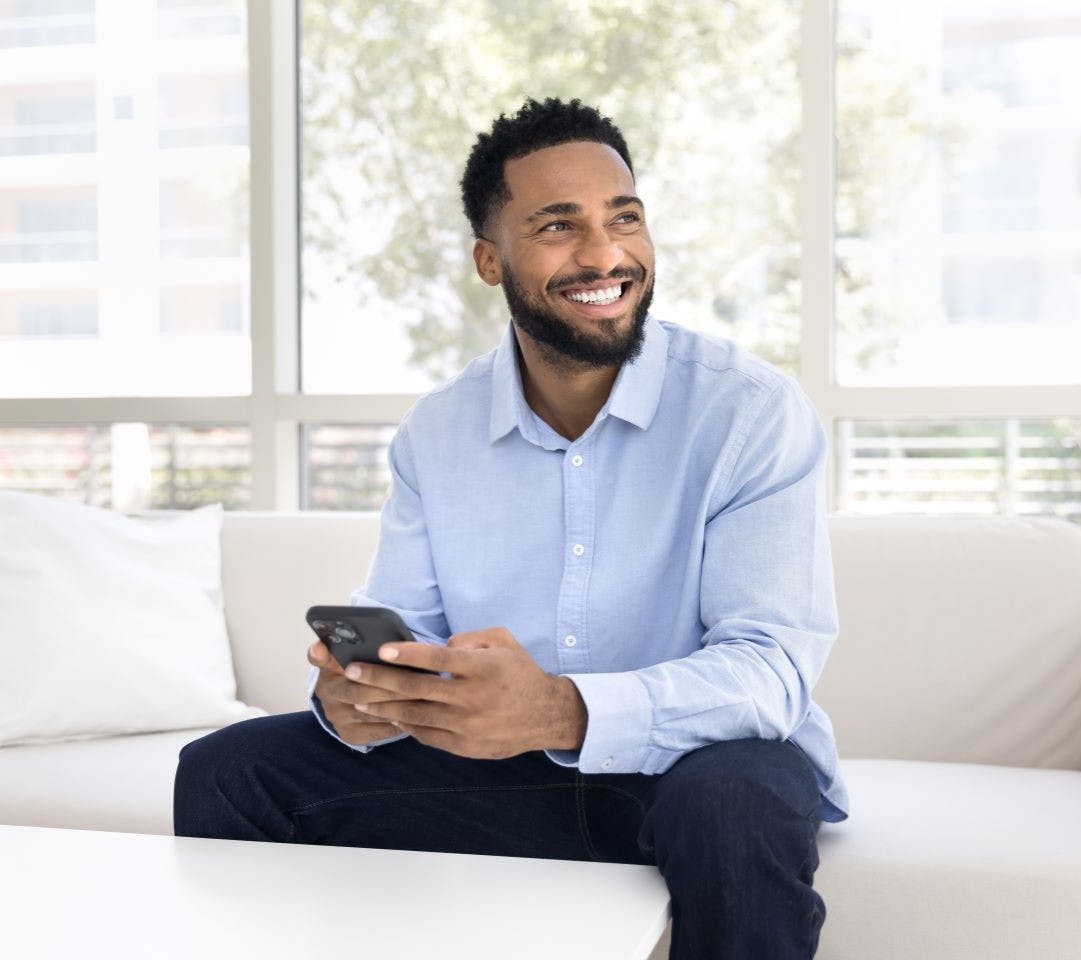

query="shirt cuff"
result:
[544,671,653,774]
[307,665,407,753]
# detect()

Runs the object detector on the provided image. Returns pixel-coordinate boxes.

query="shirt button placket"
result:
[556,445,593,672]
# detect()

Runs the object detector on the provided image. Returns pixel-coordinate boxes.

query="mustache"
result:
[547,266,647,294]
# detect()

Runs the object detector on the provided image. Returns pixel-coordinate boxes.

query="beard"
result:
[500,260,654,372]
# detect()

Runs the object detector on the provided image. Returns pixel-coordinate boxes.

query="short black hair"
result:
[460,97,634,238]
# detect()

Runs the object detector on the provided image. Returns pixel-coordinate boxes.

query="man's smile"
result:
[562,281,628,305]
[556,280,635,318]
[548,268,645,318]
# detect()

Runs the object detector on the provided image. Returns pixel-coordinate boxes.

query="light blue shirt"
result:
[310,314,850,823]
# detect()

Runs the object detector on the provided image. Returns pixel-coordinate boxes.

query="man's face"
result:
[474,141,656,369]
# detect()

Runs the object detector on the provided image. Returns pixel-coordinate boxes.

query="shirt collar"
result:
[489,313,669,444]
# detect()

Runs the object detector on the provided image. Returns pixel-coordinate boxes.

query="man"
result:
[175,97,849,958]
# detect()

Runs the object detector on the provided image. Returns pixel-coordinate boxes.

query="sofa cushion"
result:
[818,515,1081,770]
[0,728,217,836]
[0,492,264,746]
[817,758,1081,959]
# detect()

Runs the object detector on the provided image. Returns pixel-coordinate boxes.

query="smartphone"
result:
[305,605,437,675]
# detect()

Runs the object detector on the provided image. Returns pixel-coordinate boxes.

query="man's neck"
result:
[513,329,619,443]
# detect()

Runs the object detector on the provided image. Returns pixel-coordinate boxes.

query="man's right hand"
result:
[307,641,403,747]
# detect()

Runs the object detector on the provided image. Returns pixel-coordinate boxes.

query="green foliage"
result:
[299,0,970,382]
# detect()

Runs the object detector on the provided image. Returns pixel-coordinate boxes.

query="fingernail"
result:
[345,665,362,681]
[354,703,369,712]
[380,646,398,661]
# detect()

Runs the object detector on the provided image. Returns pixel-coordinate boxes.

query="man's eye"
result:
[613,212,641,226]
[541,221,570,233]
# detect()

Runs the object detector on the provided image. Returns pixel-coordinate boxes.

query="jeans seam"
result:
[586,783,648,817]
[574,774,601,861]
[286,781,574,816]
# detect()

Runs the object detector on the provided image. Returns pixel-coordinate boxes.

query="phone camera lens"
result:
[311,620,328,632]
[333,624,356,640]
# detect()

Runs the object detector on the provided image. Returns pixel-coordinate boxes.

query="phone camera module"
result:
[333,624,357,640]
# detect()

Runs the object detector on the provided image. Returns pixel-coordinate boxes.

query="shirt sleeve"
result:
[547,378,838,775]
[309,419,451,753]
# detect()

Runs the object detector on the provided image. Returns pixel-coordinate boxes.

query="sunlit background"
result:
[1,0,1078,519]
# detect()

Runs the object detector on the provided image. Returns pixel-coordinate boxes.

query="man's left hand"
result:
[346,627,586,759]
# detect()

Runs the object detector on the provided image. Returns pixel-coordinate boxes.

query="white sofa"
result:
[2,511,1080,959]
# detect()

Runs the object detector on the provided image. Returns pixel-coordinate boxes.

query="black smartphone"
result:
[305,605,437,675]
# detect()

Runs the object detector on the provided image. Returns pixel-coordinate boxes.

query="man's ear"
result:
[472,237,502,287]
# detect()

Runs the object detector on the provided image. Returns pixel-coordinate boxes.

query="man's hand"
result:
[346,627,588,760]
[307,641,404,747]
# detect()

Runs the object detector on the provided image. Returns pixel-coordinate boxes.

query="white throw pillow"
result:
[0,491,265,746]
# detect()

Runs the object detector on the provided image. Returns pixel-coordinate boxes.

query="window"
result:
[3,188,98,262]
[0,424,251,510]
[2,1,1079,521]
[159,75,249,149]
[834,0,1081,387]
[298,0,802,396]
[837,418,1081,520]
[0,1,95,49]
[1,85,96,156]
[302,424,396,510]
[16,298,97,337]
[0,0,250,403]
[160,285,245,336]
[160,181,244,259]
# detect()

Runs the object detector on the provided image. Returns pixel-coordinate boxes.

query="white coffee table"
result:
[1,824,670,959]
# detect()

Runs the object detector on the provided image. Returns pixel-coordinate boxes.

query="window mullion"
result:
[248,0,300,510]
[800,0,838,510]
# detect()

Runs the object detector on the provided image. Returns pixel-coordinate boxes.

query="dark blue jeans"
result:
[174,712,825,959]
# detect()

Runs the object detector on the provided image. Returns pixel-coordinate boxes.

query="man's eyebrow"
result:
[523,196,644,224]
[524,202,581,223]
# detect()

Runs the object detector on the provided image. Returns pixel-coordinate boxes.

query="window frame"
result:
[2,0,1079,512]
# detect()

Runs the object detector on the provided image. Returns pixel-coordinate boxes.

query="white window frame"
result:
[3,0,1080,511]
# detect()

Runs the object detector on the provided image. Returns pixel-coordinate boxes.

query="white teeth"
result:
[566,284,623,305]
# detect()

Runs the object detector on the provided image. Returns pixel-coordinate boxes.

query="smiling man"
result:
[175,98,850,959]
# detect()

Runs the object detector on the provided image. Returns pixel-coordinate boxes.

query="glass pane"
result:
[0,423,251,510]
[835,1,1081,386]
[0,0,250,398]
[835,418,1081,521]
[299,0,801,394]
[302,423,396,510]
[0,1,96,49]
[0,424,112,505]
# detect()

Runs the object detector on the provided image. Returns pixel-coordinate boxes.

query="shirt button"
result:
[572,544,585,557]
[571,454,583,467]
[564,635,577,647]
[601,758,613,771]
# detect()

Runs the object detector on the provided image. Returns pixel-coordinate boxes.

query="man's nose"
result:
[572,226,624,275]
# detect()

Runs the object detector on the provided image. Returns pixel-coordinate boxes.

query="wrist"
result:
[537,675,587,751]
